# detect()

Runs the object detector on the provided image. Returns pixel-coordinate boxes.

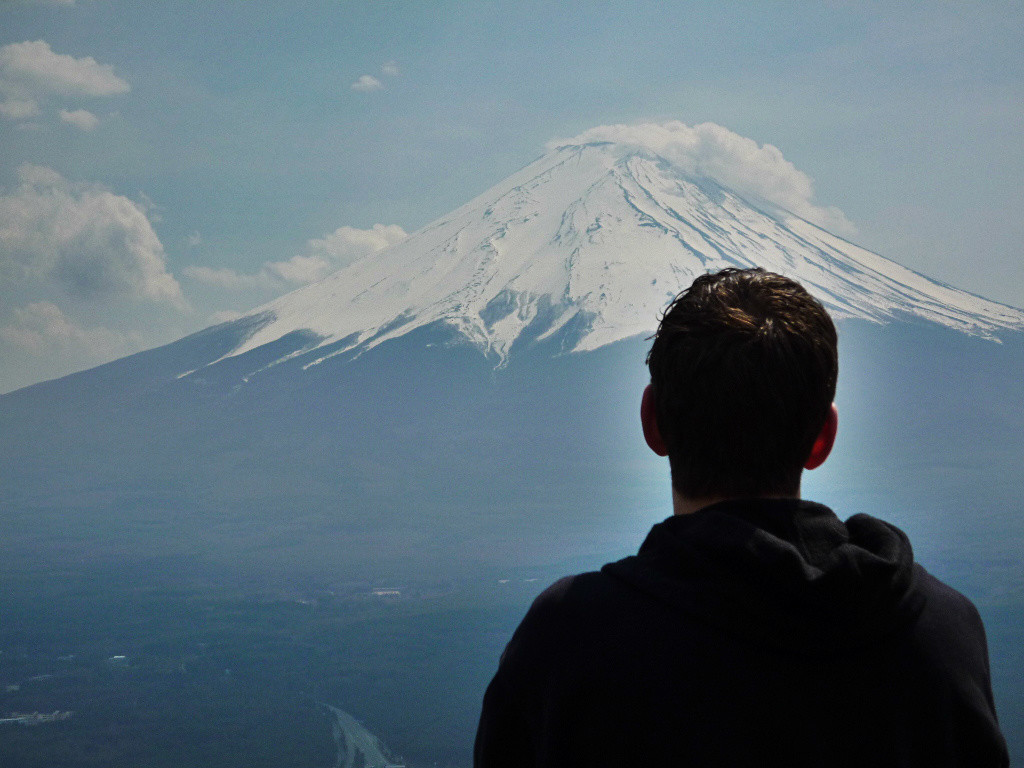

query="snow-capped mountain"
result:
[3,125,1024,592]
[214,139,1023,376]
[3,125,1024,768]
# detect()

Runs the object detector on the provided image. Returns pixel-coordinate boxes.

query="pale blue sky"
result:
[1,0,1023,392]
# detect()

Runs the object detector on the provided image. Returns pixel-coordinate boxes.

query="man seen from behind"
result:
[474,267,1007,767]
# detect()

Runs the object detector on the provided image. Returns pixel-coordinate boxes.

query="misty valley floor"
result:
[0,567,546,768]
[2,562,1023,767]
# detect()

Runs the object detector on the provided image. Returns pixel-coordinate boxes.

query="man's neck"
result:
[672,487,801,516]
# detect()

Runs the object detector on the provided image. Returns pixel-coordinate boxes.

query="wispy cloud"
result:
[351,74,383,92]
[0,40,127,127]
[263,254,332,285]
[183,265,269,291]
[550,121,855,235]
[306,223,407,265]
[210,309,245,324]
[0,97,40,120]
[381,61,400,77]
[58,107,99,130]
[0,301,140,358]
[185,223,407,291]
[0,164,185,306]
[0,40,128,97]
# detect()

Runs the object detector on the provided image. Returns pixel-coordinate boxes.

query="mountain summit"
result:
[214,132,1022,375]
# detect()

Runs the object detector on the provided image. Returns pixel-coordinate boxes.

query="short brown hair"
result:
[646,268,838,498]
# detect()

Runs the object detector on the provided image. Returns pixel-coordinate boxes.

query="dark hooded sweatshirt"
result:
[475,499,1007,767]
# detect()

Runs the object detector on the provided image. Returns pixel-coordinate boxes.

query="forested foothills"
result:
[0,567,540,767]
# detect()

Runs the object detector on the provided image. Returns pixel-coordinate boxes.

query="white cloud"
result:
[264,223,408,284]
[211,309,244,324]
[185,223,407,290]
[0,164,185,305]
[182,265,270,290]
[16,163,64,186]
[0,41,127,129]
[0,301,140,358]
[381,61,400,77]
[0,40,129,98]
[351,74,383,92]
[264,254,332,285]
[306,223,408,264]
[548,121,854,235]
[0,98,40,120]
[59,107,99,130]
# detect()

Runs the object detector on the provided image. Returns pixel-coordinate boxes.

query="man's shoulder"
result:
[504,568,640,657]
[909,564,991,660]
[914,565,984,619]
[521,568,634,625]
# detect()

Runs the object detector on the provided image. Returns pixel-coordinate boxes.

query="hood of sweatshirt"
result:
[602,499,927,653]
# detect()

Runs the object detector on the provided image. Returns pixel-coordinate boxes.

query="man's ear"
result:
[641,384,669,457]
[804,403,838,470]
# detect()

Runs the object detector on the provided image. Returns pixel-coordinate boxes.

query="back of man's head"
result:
[646,267,838,499]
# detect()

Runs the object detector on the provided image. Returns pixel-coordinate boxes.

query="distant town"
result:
[0,710,73,726]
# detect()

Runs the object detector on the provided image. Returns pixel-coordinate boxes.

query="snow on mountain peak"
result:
[220,126,1024,371]
[547,121,854,235]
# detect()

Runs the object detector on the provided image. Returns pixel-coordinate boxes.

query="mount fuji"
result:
[185,138,1021,380]
[2,127,1024,580]
[3,124,1024,765]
